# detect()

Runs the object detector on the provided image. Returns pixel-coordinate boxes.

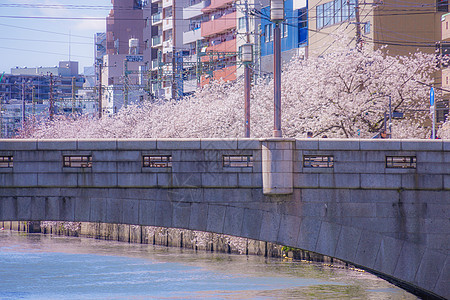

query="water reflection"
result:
[0,231,417,299]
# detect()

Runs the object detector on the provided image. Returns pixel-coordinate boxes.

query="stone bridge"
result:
[0,138,448,299]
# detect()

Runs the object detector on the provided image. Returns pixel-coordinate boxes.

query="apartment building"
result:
[438,11,450,123]
[259,0,307,74]
[308,0,446,57]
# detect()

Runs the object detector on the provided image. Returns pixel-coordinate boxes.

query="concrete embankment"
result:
[1,220,344,265]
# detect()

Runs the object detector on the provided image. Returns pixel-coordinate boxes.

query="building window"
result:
[238,17,246,30]
[265,24,272,42]
[364,21,370,34]
[437,0,449,12]
[143,155,172,168]
[303,155,334,168]
[317,0,356,29]
[223,155,253,168]
[386,156,416,169]
[281,23,288,38]
[63,155,92,168]
[0,156,13,168]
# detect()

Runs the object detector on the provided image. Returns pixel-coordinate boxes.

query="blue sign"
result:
[430,87,435,106]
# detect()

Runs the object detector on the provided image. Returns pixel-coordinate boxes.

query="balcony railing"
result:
[201,11,236,37]
[152,36,162,46]
[152,12,162,24]
[202,0,233,13]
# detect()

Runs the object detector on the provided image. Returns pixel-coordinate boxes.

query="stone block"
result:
[444,140,450,151]
[334,225,362,262]
[172,150,205,162]
[122,199,139,225]
[154,200,172,228]
[117,173,157,187]
[355,228,383,264]
[201,138,238,150]
[401,139,442,151]
[296,217,322,252]
[238,173,262,188]
[189,203,208,231]
[237,139,260,149]
[333,162,385,174]
[1,197,15,220]
[277,214,301,247]
[202,173,238,187]
[415,174,443,190]
[172,202,191,229]
[373,236,404,275]
[434,257,450,299]
[315,221,341,257]
[17,197,31,220]
[258,211,281,243]
[0,174,13,187]
[360,174,401,189]
[15,150,63,162]
[171,173,202,187]
[31,197,46,220]
[350,189,398,203]
[445,175,450,190]
[172,161,205,173]
[37,140,77,150]
[106,198,123,224]
[241,209,262,240]
[319,173,360,189]
[77,173,117,187]
[319,139,360,150]
[393,241,425,284]
[73,196,90,222]
[157,173,172,187]
[89,198,107,223]
[417,162,448,174]
[156,139,201,150]
[206,204,226,234]
[139,200,156,226]
[293,173,319,188]
[223,206,244,237]
[44,197,60,220]
[59,196,75,221]
[360,140,402,151]
[203,188,252,203]
[77,139,117,150]
[0,139,37,150]
[90,162,116,173]
[117,139,157,150]
[295,139,319,150]
[13,174,38,187]
[14,162,61,173]
[415,249,447,293]
[116,161,141,173]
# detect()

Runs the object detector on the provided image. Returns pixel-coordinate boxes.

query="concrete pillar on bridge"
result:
[261,138,294,195]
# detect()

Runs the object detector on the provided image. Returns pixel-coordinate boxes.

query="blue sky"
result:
[0,0,112,74]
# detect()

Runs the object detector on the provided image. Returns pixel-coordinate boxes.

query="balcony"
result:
[152,36,162,47]
[151,59,159,70]
[163,17,173,31]
[184,1,207,19]
[201,65,236,86]
[183,28,203,45]
[202,0,234,13]
[162,0,173,8]
[163,39,173,53]
[151,0,161,3]
[152,12,162,25]
[201,11,236,37]
[207,38,236,53]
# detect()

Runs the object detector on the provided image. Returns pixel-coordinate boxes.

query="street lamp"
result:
[270,0,284,137]
[240,43,253,137]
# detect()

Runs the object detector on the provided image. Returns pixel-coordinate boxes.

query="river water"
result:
[0,231,417,299]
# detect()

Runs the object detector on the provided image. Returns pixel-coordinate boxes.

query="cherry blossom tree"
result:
[18,41,440,139]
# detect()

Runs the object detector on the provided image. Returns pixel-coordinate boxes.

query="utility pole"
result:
[244,0,251,137]
[98,63,103,118]
[124,59,129,108]
[49,73,54,120]
[355,0,362,50]
[71,76,76,114]
[21,79,25,129]
[271,0,284,137]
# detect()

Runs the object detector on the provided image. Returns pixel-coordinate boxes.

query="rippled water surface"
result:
[0,231,417,299]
